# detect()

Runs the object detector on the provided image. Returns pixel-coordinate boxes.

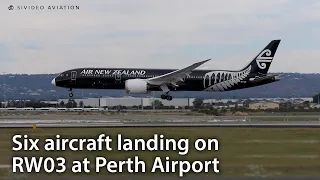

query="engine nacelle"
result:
[249,75,280,85]
[125,79,148,94]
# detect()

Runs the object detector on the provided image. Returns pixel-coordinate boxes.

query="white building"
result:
[58,98,100,107]
[143,98,194,108]
[58,97,194,108]
[203,99,238,103]
[100,97,143,107]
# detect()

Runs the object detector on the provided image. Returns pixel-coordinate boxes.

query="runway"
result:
[1,114,320,121]
[0,120,319,128]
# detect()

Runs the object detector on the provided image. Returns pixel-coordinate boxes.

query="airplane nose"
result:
[51,78,56,86]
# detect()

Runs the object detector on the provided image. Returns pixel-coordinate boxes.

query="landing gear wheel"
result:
[160,93,173,101]
[67,88,73,98]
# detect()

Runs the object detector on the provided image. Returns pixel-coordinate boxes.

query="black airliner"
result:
[51,39,281,101]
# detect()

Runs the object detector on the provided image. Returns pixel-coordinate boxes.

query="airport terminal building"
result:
[58,97,195,108]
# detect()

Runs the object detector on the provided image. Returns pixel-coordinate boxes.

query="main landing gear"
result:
[161,93,173,101]
[67,88,73,97]
[160,84,173,101]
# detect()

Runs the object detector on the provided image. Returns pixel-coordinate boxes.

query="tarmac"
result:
[1,114,320,121]
[0,120,320,128]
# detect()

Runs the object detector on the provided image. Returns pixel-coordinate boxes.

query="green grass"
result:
[0,127,320,178]
[247,117,320,121]
[249,111,320,115]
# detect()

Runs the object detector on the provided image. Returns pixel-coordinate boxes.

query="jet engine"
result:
[249,75,280,84]
[125,79,148,94]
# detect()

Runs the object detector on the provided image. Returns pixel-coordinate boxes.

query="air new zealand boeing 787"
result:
[51,39,281,101]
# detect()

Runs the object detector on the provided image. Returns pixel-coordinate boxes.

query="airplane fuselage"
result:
[53,67,279,92]
[51,39,281,99]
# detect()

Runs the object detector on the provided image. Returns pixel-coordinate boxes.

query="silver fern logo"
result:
[203,65,252,92]
[256,49,273,69]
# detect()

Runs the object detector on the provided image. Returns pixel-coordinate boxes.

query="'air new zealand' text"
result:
[80,69,146,76]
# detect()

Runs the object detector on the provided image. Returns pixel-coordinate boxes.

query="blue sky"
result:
[1,0,320,74]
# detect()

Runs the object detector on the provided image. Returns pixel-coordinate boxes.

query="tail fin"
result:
[241,39,281,75]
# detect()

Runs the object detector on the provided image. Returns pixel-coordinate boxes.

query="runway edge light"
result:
[33,124,37,129]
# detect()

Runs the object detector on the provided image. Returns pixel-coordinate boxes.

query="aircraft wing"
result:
[147,59,211,89]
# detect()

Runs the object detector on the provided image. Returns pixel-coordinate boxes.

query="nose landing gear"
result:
[67,88,73,97]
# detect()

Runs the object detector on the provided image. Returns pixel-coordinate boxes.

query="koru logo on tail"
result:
[256,49,273,69]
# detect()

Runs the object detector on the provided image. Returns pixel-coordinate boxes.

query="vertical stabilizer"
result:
[241,39,281,75]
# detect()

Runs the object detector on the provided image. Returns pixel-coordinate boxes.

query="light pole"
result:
[152,91,155,111]
[2,72,6,108]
